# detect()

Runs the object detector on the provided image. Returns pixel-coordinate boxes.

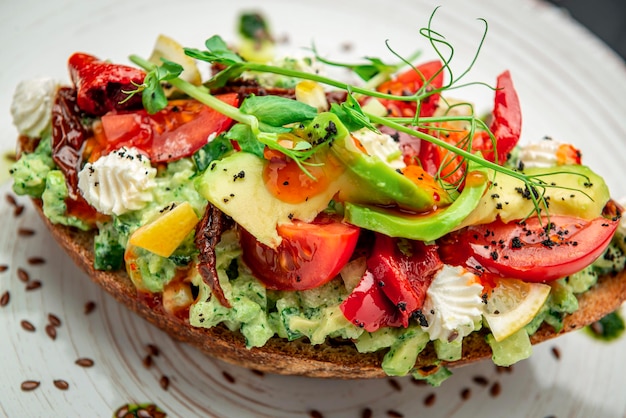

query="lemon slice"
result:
[149,34,201,86]
[484,278,551,342]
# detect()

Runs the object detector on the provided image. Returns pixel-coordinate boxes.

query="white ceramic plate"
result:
[1,0,625,417]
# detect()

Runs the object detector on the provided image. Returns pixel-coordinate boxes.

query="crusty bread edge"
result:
[34,200,626,379]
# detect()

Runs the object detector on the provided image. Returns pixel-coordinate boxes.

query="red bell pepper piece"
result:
[339,270,402,332]
[68,53,146,116]
[340,234,443,331]
[476,70,522,164]
[376,60,444,118]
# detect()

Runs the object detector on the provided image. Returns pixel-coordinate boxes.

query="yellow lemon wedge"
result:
[128,201,200,258]
[483,278,551,342]
[149,34,202,86]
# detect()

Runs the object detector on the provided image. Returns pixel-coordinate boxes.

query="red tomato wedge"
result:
[438,215,619,282]
[98,94,238,162]
[239,214,360,291]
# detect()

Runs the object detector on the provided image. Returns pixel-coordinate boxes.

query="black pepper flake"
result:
[490,251,498,261]
[411,309,429,327]
[233,170,246,181]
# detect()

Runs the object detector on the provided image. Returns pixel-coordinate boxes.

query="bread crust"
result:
[35,200,626,379]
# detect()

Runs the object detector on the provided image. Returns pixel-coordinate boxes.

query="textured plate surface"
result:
[1,0,625,417]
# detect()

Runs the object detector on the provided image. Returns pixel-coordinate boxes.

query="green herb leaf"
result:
[184,35,243,66]
[239,12,272,41]
[240,95,318,127]
[225,124,265,159]
[192,134,234,172]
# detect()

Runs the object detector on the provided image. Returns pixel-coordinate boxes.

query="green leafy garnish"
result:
[121,58,183,114]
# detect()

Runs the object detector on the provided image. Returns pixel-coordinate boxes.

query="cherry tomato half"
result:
[438,215,619,282]
[96,94,238,162]
[239,214,360,291]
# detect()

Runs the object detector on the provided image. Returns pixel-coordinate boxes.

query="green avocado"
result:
[298,112,453,212]
[457,164,611,228]
[343,161,490,241]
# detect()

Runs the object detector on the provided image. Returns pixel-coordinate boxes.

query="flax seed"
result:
[75,358,95,368]
[20,380,40,391]
[18,228,35,237]
[0,265,8,272]
[146,344,160,357]
[388,378,402,392]
[17,268,29,282]
[25,280,42,291]
[551,346,561,360]
[84,301,96,315]
[27,257,46,265]
[0,291,9,307]
[48,313,61,327]
[53,379,69,390]
[490,381,501,397]
[423,393,436,407]
[14,205,25,217]
[159,375,170,390]
[222,371,235,384]
[21,320,35,332]
[45,324,57,340]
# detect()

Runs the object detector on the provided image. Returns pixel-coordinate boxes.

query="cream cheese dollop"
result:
[517,137,580,168]
[421,265,485,342]
[352,128,405,170]
[10,78,60,138]
[78,147,157,216]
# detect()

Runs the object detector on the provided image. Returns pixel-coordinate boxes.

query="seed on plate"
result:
[222,371,235,384]
[5,193,17,206]
[48,313,62,327]
[309,410,324,418]
[423,393,436,407]
[251,369,265,377]
[14,205,25,217]
[461,387,471,400]
[0,264,8,273]
[20,380,40,391]
[386,410,404,418]
[53,379,69,390]
[18,228,35,237]
[17,268,29,282]
[361,408,373,418]
[489,381,502,397]
[0,291,9,307]
[551,346,561,360]
[472,375,489,386]
[146,343,160,357]
[387,378,402,392]
[75,357,95,367]
[84,300,96,315]
[159,375,170,391]
[45,324,57,340]
[27,257,46,265]
[25,280,42,291]
[21,320,35,332]
[142,355,153,369]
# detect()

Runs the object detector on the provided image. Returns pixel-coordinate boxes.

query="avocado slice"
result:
[299,112,453,212]
[457,164,611,228]
[344,162,490,241]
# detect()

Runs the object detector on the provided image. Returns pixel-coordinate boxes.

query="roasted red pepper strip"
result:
[368,235,441,327]
[476,70,522,164]
[68,53,146,116]
[340,234,442,331]
[376,60,444,118]
[340,270,402,332]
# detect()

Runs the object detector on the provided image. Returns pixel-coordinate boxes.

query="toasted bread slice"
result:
[34,200,626,379]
